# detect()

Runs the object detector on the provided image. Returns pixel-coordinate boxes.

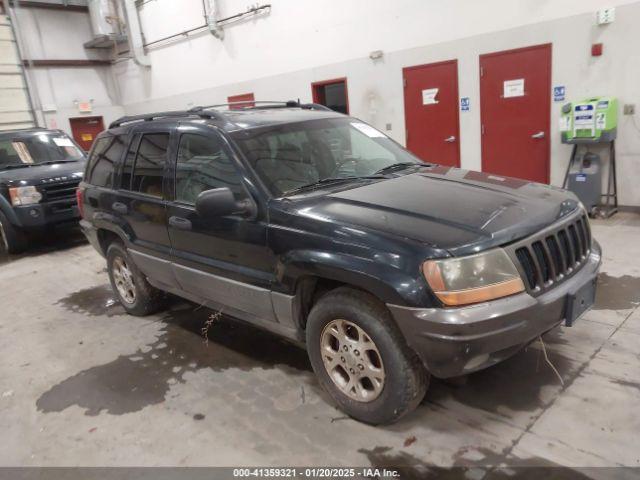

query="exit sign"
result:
[78,101,92,113]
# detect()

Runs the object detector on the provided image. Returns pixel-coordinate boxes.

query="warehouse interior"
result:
[1,0,639,477]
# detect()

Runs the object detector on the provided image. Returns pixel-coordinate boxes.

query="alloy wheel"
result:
[112,256,137,304]
[0,221,8,252]
[320,319,385,402]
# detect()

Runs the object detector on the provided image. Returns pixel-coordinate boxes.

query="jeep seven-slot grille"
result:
[512,213,591,294]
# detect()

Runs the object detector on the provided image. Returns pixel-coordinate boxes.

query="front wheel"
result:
[0,211,27,254]
[306,287,428,425]
[106,242,165,316]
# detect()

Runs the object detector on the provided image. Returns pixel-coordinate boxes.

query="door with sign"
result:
[479,44,551,183]
[402,60,460,167]
[69,116,105,152]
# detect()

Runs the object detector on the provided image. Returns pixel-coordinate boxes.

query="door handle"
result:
[531,131,545,139]
[444,136,456,143]
[169,216,192,231]
[112,202,128,214]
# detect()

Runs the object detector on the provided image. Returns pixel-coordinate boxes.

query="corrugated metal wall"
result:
[0,12,35,131]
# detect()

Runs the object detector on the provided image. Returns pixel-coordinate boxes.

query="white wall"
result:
[12,6,124,134]
[114,0,640,206]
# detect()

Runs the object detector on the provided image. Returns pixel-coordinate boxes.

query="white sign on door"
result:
[422,88,439,105]
[503,79,525,98]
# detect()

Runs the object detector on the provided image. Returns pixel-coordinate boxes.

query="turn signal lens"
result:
[423,249,525,306]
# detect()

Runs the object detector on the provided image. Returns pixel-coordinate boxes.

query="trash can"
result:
[567,152,602,213]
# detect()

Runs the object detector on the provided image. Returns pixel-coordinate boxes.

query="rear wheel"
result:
[306,287,428,425]
[106,242,165,316]
[0,211,27,254]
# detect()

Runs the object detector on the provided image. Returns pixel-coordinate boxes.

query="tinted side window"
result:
[131,133,168,198]
[120,135,138,190]
[86,135,126,187]
[175,133,246,204]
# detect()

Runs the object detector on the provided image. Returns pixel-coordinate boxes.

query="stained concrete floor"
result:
[0,214,639,472]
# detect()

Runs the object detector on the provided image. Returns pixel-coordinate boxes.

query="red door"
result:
[69,116,104,152]
[403,60,460,166]
[228,93,255,109]
[480,44,551,183]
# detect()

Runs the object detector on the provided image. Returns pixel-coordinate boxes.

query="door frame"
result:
[311,77,349,114]
[402,59,461,167]
[479,43,552,183]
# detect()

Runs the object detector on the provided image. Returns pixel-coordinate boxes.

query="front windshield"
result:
[232,118,421,196]
[0,133,84,169]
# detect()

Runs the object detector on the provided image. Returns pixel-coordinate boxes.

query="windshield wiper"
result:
[283,175,384,196]
[36,160,78,165]
[373,162,422,175]
[0,164,32,170]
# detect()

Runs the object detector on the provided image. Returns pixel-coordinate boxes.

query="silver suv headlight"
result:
[9,186,43,206]
[423,248,525,306]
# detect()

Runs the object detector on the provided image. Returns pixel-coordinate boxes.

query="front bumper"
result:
[388,241,602,378]
[13,203,80,230]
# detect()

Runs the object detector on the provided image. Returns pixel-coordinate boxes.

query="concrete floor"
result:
[0,214,639,471]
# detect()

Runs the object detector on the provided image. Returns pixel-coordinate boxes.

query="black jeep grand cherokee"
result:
[79,101,601,424]
[0,128,86,253]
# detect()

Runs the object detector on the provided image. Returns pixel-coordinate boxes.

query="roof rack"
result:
[191,100,334,112]
[108,100,335,129]
[109,109,227,129]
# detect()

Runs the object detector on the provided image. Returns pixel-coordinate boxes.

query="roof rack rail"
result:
[108,100,336,129]
[190,100,334,113]
[108,109,226,129]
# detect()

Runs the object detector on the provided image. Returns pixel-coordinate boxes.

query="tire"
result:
[0,211,28,254]
[106,241,165,316]
[306,287,428,425]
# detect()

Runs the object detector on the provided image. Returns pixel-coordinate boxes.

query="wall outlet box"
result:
[597,8,615,25]
[623,104,635,115]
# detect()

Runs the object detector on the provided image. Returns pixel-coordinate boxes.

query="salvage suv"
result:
[78,101,601,424]
[0,128,86,253]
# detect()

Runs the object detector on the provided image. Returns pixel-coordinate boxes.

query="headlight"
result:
[423,248,525,306]
[9,186,42,206]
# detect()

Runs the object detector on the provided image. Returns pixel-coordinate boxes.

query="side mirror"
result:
[195,187,248,218]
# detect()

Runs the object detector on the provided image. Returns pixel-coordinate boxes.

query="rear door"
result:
[115,128,176,288]
[480,44,551,183]
[403,60,460,166]
[166,125,276,323]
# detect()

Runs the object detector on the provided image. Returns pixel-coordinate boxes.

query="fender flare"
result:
[0,195,20,227]
[277,249,420,305]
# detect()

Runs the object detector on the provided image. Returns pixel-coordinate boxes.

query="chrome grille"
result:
[506,211,592,295]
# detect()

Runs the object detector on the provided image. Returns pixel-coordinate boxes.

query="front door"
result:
[480,44,551,183]
[166,127,276,323]
[403,60,460,166]
[69,116,104,151]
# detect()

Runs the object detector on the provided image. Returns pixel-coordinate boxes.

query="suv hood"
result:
[291,168,580,256]
[0,160,85,187]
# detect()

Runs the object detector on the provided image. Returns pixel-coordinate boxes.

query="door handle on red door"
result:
[168,216,192,231]
[531,131,545,139]
[444,136,456,143]
[112,202,128,214]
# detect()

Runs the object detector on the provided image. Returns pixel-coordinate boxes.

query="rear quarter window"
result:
[85,135,127,187]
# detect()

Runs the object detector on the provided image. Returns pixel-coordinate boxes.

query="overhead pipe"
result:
[121,0,150,67]
[203,0,223,40]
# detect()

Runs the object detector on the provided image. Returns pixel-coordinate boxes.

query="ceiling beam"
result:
[8,0,88,12]
[23,59,111,67]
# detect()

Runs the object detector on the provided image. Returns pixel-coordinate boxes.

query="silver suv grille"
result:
[505,210,592,296]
